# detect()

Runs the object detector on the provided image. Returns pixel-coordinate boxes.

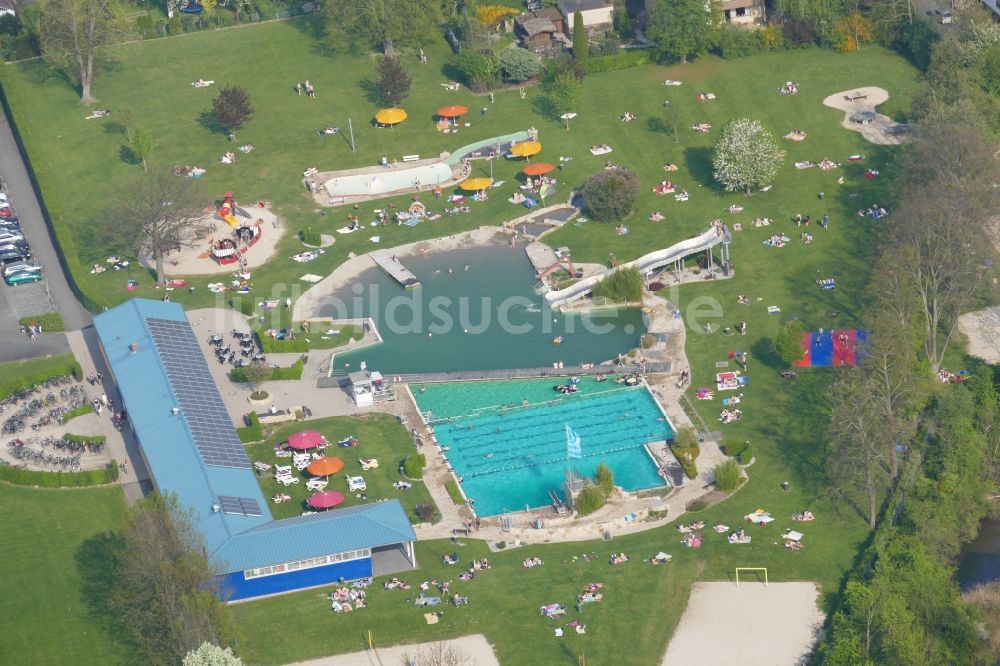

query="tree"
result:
[773,318,805,367]
[323,0,443,56]
[647,0,722,63]
[212,85,253,140]
[595,462,614,497]
[240,361,271,399]
[543,71,580,119]
[827,369,892,529]
[108,494,238,666]
[455,50,499,91]
[376,55,411,106]
[130,127,153,172]
[183,643,243,666]
[105,166,210,285]
[575,485,606,515]
[498,46,542,83]
[713,459,742,491]
[712,118,785,193]
[572,11,588,62]
[39,0,122,104]
[581,167,640,223]
[593,265,644,304]
[834,13,873,52]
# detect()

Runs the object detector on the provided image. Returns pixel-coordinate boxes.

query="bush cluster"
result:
[300,226,321,246]
[0,460,118,487]
[713,460,742,492]
[403,453,426,479]
[237,412,263,443]
[582,166,640,223]
[575,485,606,516]
[62,433,107,445]
[414,502,438,522]
[670,427,701,479]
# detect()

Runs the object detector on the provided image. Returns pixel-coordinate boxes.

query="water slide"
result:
[537,257,577,280]
[544,226,730,308]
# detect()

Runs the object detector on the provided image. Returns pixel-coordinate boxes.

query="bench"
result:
[884,124,912,136]
[328,196,346,205]
[402,154,420,162]
[845,92,867,101]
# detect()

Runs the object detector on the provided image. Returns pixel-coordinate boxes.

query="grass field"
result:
[0,483,129,665]
[0,19,926,666]
[245,413,437,522]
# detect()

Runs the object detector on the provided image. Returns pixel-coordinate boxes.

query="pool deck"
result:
[369,250,420,289]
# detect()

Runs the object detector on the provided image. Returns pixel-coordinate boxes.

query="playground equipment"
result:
[218,192,251,228]
[536,251,579,280]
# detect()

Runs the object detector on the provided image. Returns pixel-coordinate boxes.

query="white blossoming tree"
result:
[712,118,785,194]
[183,642,242,666]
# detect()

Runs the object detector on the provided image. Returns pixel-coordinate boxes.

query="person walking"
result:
[295,82,303,96]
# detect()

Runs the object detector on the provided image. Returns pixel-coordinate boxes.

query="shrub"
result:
[713,459,742,492]
[783,18,814,46]
[445,479,465,505]
[18,312,65,332]
[670,426,701,479]
[588,36,620,58]
[738,444,755,464]
[572,11,588,62]
[686,500,707,512]
[641,334,656,349]
[593,265,643,304]
[61,405,93,424]
[167,15,182,35]
[582,167,639,222]
[0,460,118,487]
[63,433,107,445]
[716,24,762,59]
[775,318,807,366]
[595,462,614,498]
[403,453,426,479]
[300,226,321,246]
[495,541,506,549]
[455,50,499,91]
[581,50,650,74]
[575,485,605,516]
[498,46,543,83]
[414,502,439,522]
[237,412,262,443]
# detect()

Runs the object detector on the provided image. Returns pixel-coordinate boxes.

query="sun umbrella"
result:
[287,431,325,450]
[307,490,345,510]
[460,177,493,191]
[437,105,469,118]
[375,108,407,125]
[307,456,344,477]
[510,141,542,159]
[522,163,555,176]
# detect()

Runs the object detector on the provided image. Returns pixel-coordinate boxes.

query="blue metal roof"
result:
[215,500,417,572]
[93,300,273,557]
[94,300,416,576]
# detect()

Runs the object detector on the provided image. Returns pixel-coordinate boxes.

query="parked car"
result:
[4,270,42,286]
[346,475,367,492]
[0,230,25,243]
[0,240,30,254]
[940,10,953,23]
[0,249,30,265]
[2,261,40,277]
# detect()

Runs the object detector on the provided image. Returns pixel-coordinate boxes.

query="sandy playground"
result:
[662,582,824,665]
[143,204,286,277]
[283,634,499,666]
[958,306,1000,364]
[822,87,908,146]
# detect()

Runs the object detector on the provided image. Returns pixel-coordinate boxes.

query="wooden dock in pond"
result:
[318,361,671,387]
[370,250,419,289]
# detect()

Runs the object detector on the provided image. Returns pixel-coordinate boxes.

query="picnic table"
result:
[845,91,868,101]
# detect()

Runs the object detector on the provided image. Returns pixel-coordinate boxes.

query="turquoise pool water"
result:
[413,379,673,517]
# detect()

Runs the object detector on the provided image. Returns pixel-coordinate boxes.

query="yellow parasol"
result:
[460,177,493,191]
[510,141,542,158]
[375,108,407,125]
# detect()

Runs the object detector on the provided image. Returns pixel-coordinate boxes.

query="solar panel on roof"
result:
[146,317,252,470]
[218,495,263,517]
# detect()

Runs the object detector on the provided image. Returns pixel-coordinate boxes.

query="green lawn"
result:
[245,413,437,522]
[0,483,129,665]
[0,353,81,399]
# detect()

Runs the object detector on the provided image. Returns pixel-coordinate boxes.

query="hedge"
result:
[0,460,119,487]
[61,405,93,424]
[581,50,651,74]
[444,479,465,506]
[0,354,83,401]
[62,433,107,444]
[237,412,263,443]
[403,453,426,479]
[18,311,65,332]
[230,359,304,382]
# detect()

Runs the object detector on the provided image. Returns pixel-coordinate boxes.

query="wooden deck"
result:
[370,250,420,289]
[318,361,671,387]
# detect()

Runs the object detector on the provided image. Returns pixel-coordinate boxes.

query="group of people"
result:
[609,552,629,565]
[619,112,637,122]
[719,408,743,424]
[295,80,316,98]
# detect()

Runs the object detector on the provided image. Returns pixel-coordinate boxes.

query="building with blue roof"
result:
[94,299,416,601]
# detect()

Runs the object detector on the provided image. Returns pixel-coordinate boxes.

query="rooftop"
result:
[557,0,611,14]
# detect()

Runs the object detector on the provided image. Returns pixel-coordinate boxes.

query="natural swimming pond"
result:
[413,378,672,517]
[323,243,645,374]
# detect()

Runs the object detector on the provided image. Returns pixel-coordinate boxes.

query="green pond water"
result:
[321,243,646,374]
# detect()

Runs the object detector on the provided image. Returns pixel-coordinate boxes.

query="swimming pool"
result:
[413,379,673,517]
[324,163,453,198]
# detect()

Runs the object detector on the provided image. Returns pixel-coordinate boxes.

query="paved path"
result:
[0,112,91,330]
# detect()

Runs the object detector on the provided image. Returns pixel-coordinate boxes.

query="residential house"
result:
[558,0,614,36]
[983,0,1000,20]
[514,8,568,54]
[0,0,16,17]
[721,0,765,27]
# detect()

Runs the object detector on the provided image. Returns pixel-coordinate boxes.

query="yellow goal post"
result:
[735,567,768,587]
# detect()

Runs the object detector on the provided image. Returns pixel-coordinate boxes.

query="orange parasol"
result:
[437,105,469,118]
[522,163,555,176]
[307,456,345,477]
